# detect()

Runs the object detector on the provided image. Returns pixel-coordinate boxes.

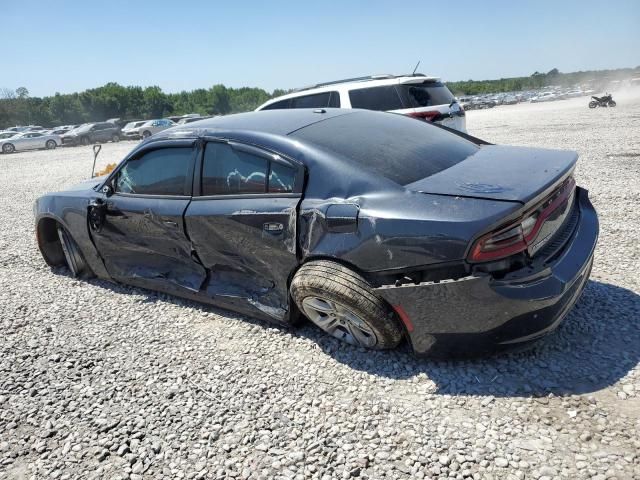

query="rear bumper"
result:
[376,187,598,357]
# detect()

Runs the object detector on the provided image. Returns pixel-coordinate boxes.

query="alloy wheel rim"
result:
[301,296,377,347]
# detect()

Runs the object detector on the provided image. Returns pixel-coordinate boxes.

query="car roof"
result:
[257,74,441,110]
[163,108,355,137]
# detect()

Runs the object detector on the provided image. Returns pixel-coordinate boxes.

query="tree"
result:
[15,87,29,99]
[0,88,16,99]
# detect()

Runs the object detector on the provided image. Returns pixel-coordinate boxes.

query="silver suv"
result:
[256,74,466,132]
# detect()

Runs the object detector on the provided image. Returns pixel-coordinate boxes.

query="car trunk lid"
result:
[405,145,577,205]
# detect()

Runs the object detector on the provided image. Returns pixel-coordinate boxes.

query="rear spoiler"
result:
[397,77,440,85]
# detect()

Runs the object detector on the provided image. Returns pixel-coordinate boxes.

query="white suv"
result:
[256,74,466,132]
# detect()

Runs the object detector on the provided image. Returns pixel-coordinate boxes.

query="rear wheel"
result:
[45,140,56,149]
[290,260,403,349]
[80,136,90,146]
[2,143,15,153]
[588,101,597,109]
[111,134,120,142]
[142,130,151,139]
[56,225,91,278]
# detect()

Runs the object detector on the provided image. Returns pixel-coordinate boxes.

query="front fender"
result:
[34,194,111,280]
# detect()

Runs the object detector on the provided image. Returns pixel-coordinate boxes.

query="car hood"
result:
[405,145,577,205]
[63,176,105,192]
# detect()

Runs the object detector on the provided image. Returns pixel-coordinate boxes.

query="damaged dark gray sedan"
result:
[35,109,598,356]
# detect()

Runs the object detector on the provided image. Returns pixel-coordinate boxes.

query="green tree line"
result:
[0,83,290,128]
[1,67,638,128]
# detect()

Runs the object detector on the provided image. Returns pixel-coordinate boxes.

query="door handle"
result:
[263,222,284,233]
[163,220,178,228]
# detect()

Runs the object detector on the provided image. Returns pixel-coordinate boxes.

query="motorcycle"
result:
[589,94,616,108]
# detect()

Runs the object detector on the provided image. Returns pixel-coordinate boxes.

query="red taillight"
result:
[408,110,440,121]
[469,176,576,262]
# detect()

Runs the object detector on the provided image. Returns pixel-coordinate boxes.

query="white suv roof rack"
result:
[294,73,429,92]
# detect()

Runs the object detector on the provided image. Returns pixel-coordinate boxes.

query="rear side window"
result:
[203,143,268,195]
[292,111,478,185]
[202,143,297,195]
[269,162,296,193]
[115,147,193,196]
[348,86,403,111]
[399,82,455,107]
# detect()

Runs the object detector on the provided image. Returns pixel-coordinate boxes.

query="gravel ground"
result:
[1,93,639,480]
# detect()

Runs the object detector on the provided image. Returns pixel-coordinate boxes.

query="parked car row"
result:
[1,114,212,153]
[0,130,62,153]
[459,86,596,110]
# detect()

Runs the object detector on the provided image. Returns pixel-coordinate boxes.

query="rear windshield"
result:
[399,81,455,107]
[291,111,478,185]
[348,82,456,111]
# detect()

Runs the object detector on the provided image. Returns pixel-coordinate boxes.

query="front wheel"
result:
[290,260,403,349]
[111,134,120,142]
[588,101,597,109]
[80,136,91,146]
[46,140,57,150]
[608,100,617,107]
[2,143,15,153]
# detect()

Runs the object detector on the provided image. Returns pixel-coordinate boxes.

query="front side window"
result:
[328,91,341,108]
[348,85,404,111]
[202,143,268,195]
[261,99,291,110]
[115,147,192,196]
[290,92,331,108]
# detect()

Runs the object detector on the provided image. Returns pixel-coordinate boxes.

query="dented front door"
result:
[90,142,207,293]
[93,195,206,291]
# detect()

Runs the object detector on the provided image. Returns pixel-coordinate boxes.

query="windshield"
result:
[292,111,479,185]
[0,132,18,139]
[70,124,91,133]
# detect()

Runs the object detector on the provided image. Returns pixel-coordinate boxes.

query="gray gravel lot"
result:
[1,93,639,480]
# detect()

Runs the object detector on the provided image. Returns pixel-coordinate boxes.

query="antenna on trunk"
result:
[91,144,102,178]
[412,61,421,75]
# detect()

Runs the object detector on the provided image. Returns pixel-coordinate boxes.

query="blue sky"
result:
[2,0,639,97]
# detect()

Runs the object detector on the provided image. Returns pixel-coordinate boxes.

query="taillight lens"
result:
[408,111,440,121]
[469,176,576,263]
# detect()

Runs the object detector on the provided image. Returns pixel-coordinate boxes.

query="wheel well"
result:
[287,255,413,340]
[36,218,65,267]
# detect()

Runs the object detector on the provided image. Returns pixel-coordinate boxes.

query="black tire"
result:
[45,140,57,150]
[290,260,403,349]
[142,130,151,139]
[608,100,617,107]
[588,101,597,109]
[80,136,90,146]
[111,134,120,142]
[2,143,15,154]
[56,225,92,278]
